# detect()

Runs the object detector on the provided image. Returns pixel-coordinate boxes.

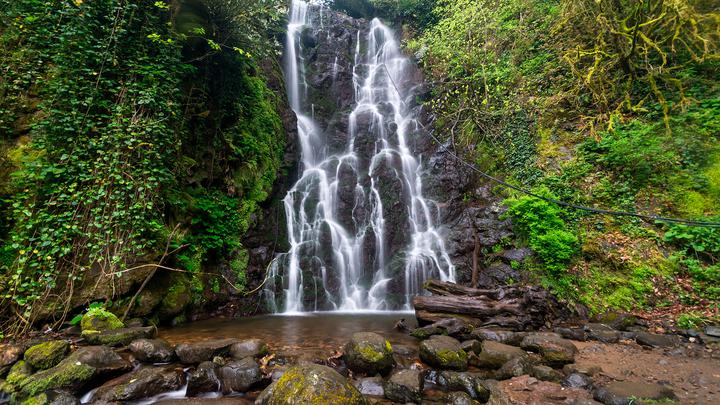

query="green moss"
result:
[357,345,384,363]
[6,360,32,387]
[435,348,468,368]
[19,360,94,397]
[81,308,124,332]
[20,393,47,405]
[23,340,69,370]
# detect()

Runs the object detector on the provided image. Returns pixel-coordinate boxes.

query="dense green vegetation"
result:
[406,0,719,323]
[0,0,286,332]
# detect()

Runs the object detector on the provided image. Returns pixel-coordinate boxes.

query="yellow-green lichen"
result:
[24,340,69,370]
[81,307,124,332]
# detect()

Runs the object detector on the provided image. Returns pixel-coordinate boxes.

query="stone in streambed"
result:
[530,365,564,382]
[229,339,269,360]
[129,338,175,363]
[24,340,69,370]
[354,376,384,396]
[460,340,482,355]
[470,329,526,346]
[554,327,588,341]
[635,332,676,348]
[563,373,593,390]
[19,389,79,405]
[420,335,468,371]
[81,326,156,346]
[436,371,490,401]
[446,391,480,405]
[564,363,602,376]
[175,338,239,364]
[593,381,676,405]
[470,340,526,369]
[496,356,533,380]
[521,333,577,365]
[256,363,368,405]
[91,365,185,402]
[218,357,263,393]
[343,332,395,375]
[15,346,131,396]
[187,361,220,396]
[80,309,124,332]
[383,369,423,403]
[584,324,620,343]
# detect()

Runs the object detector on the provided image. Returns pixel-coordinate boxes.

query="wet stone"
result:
[129,338,175,363]
[520,333,577,365]
[175,338,239,364]
[563,373,593,390]
[584,324,620,343]
[446,390,480,405]
[91,365,185,403]
[460,340,481,355]
[420,335,468,371]
[187,361,220,396]
[436,371,490,401]
[256,363,368,405]
[531,365,564,382]
[471,329,526,346]
[635,332,677,348]
[344,332,395,375]
[218,357,263,393]
[555,327,588,341]
[354,376,384,396]
[563,363,603,376]
[384,369,423,403]
[470,340,526,370]
[495,356,533,380]
[229,339,269,360]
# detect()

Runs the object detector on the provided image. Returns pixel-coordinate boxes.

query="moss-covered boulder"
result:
[520,333,577,365]
[24,341,69,370]
[81,326,157,347]
[19,389,78,405]
[344,332,395,376]
[80,308,124,332]
[419,335,468,371]
[256,363,369,405]
[14,346,131,396]
[157,278,192,319]
[6,360,32,388]
[470,341,527,369]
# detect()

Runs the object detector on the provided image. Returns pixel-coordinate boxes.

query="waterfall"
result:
[267,0,455,313]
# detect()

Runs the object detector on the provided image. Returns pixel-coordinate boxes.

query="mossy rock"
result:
[256,363,369,405]
[81,308,124,332]
[419,335,468,371]
[157,277,192,319]
[343,332,395,376]
[24,341,69,370]
[6,360,32,388]
[81,326,157,347]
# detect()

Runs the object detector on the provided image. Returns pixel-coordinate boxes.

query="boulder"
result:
[584,324,620,343]
[487,375,594,405]
[520,333,577,365]
[563,364,602,377]
[218,357,263,393]
[593,381,676,405]
[129,338,175,363]
[563,373,592,390]
[471,341,526,369]
[256,363,368,405]
[554,327,588,341]
[635,332,676,348]
[344,332,395,375]
[15,346,131,396]
[24,340,69,370]
[354,376,384,396]
[91,365,185,402]
[470,329,526,346]
[383,369,423,403]
[420,335,468,371]
[437,371,490,401]
[460,340,482,355]
[229,339,269,360]
[187,361,221,396]
[18,389,79,405]
[413,318,472,339]
[81,326,156,346]
[530,365,563,382]
[80,309,124,332]
[496,356,533,380]
[156,399,252,405]
[175,339,239,364]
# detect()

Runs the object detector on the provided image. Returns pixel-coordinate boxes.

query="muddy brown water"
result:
[159,312,418,358]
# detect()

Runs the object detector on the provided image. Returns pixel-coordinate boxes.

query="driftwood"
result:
[413,280,565,331]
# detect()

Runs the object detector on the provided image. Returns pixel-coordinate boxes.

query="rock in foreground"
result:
[256,363,368,405]
[344,332,395,376]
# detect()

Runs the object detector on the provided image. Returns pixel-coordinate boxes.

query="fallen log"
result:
[413,280,565,331]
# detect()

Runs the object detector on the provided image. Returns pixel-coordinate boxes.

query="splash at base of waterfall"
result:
[265,0,455,314]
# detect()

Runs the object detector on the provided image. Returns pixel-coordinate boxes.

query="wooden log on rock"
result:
[413,280,565,331]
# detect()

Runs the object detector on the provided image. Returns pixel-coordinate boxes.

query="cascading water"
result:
[266,0,454,313]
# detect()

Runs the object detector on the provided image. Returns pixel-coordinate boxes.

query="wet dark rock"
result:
[412,318,471,340]
[24,340,69,370]
[229,339,269,360]
[521,333,577,365]
[491,248,533,264]
[593,312,637,331]
[91,365,185,402]
[593,381,676,405]
[175,338,238,364]
[187,361,220,396]
[410,325,444,340]
[354,376,384,396]
[436,371,490,401]
[419,335,468,371]
[635,332,676,348]
[471,340,526,369]
[21,389,79,405]
[129,338,175,363]
[218,357,263,393]
[344,332,395,375]
[555,327,587,341]
[476,263,520,289]
[530,365,563,382]
[156,399,252,405]
[384,369,423,403]
[256,363,368,405]
[563,373,592,390]
[446,390,480,405]
[705,325,720,337]
[584,324,620,343]
[470,329,526,346]
[13,346,131,396]
[496,356,533,380]
[81,326,156,346]
[460,340,482,355]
